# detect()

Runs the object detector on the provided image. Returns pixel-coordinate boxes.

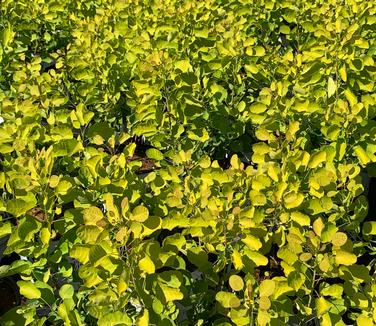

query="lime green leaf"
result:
[280,25,291,34]
[53,139,82,157]
[197,155,211,168]
[98,312,132,326]
[299,253,312,262]
[70,245,90,264]
[40,228,51,245]
[59,284,74,299]
[187,128,209,142]
[320,223,338,243]
[136,309,149,326]
[7,198,36,217]
[267,164,279,182]
[18,281,41,299]
[320,284,343,298]
[287,271,305,291]
[249,190,267,206]
[146,148,163,161]
[313,217,325,236]
[257,310,271,326]
[308,197,333,215]
[231,250,244,270]
[250,102,267,114]
[247,250,268,266]
[254,46,265,56]
[0,222,12,237]
[278,248,298,265]
[174,60,191,73]
[344,89,357,107]
[339,65,347,82]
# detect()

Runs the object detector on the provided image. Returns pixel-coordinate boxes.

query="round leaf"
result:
[259,296,271,310]
[331,232,347,247]
[131,205,149,222]
[59,284,74,299]
[229,275,244,292]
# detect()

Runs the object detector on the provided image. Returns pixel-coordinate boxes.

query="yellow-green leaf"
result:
[259,296,271,310]
[363,222,376,235]
[174,60,191,73]
[339,65,347,82]
[327,77,336,98]
[356,316,373,326]
[232,250,244,270]
[229,275,244,292]
[241,234,262,250]
[136,309,149,326]
[259,279,276,297]
[40,228,51,245]
[250,102,267,114]
[83,206,104,226]
[308,151,326,169]
[354,146,370,166]
[247,250,268,266]
[146,148,163,161]
[290,212,310,226]
[18,281,41,299]
[138,256,155,274]
[216,291,241,308]
[283,192,304,209]
[335,250,357,266]
[160,284,184,302]
[131,205,149,222]
[316,297,330,316]
[331,232,347,247]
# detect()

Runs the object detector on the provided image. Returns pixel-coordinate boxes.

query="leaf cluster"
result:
[0,0,376,325]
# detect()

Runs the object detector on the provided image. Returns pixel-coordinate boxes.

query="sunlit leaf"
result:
[17,281,41,300]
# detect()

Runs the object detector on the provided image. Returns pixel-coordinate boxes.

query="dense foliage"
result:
[1,0,376,325]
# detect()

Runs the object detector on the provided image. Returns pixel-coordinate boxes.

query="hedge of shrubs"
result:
[0,0,376,325]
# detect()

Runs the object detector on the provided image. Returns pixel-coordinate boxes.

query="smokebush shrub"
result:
[0,0,376,325]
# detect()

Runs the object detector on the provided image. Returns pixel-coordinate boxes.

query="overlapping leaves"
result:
[0,0,376,325]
